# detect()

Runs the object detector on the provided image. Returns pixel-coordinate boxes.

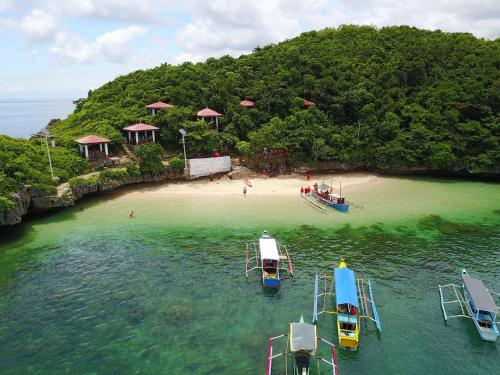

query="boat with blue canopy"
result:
[439,269,499,341]
[245,231,294,288]
[266,315,339,375]
[313,258,382,350]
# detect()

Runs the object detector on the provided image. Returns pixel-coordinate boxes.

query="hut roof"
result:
[240,100,255,107]
[146,101,174,109]
[123,123,159,131]
[304,99,316,107]
[75,135,111,145]
[197,107,222,117]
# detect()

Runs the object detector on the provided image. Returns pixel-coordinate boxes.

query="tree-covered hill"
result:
[49,25,499,174]
[1,25,499,210]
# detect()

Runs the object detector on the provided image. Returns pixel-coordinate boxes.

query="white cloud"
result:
[174,0,325,62]
[50,25,148,64]
[0,0,13,13]
[36,0,155,23]
[20,8,57,41]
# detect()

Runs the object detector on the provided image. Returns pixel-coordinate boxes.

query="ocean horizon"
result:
[0,98,75,138]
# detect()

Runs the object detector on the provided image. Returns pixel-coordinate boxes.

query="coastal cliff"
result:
[0,167,182,226]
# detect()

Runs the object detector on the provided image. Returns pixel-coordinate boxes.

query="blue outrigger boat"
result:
[313,259,381,350]
[266,315,339,375]
[311,182,349,212]
[245,231,294,288]
[439,269,499,341]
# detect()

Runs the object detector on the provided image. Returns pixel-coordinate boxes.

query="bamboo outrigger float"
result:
[313,258,381,350]
[438,269,499,341]
[266,315,339,375]
[245,231,294,288]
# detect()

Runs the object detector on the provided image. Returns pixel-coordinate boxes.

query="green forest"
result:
[1,25,499,209]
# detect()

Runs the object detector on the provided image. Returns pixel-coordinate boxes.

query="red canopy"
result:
[240,100,255,107]
[146,101,174,109]
[304,99,316,107]
[197,107,222,117]
[123,123,159,131]
[75,135,111,145]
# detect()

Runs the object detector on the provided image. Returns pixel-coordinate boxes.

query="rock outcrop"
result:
[0,167,184,227]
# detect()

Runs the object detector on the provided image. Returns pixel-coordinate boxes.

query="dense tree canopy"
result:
[1,25,499,210]
[48,25,498,174]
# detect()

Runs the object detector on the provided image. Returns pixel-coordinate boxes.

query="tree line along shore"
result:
[1,25,499,224]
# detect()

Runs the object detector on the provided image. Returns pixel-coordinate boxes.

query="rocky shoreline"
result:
[1,160,498,227]
[0,168,182,226]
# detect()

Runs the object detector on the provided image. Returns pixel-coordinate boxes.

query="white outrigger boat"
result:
[439,269,499,342]
[245,231,294,288]
[266,315,339,375]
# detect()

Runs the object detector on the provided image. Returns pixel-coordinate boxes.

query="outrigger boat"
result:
[245,231,294,288]
[311,183,349,212]
[313,258,381,350]
[266,315,339,375]
[439,269,499,342]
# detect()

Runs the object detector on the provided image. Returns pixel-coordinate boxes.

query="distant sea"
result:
[0,99,75,138]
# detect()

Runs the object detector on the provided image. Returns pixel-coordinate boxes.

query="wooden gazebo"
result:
[240,99,255,107]
[123,123,159,144]
[303,99,316,107]
[75,135,110,159]
[146,101,173,115]
[197,107,222,132]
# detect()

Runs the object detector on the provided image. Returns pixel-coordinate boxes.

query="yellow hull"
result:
[337,321,359,349]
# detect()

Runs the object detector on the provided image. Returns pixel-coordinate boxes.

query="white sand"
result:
[129,173,379,196]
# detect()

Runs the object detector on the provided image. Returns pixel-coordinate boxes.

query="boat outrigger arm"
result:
[313,274,382,332]
[438,284,500,322]
[245,239,294,278]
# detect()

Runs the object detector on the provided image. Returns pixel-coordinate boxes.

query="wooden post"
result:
[152,130,156,143]
[215,116,219,132]
[84,144,89,159]
[104,143,109,157]
[128,131,131,143]
[135,132,139,144]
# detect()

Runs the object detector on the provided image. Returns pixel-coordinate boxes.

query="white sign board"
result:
[188,156,231,179]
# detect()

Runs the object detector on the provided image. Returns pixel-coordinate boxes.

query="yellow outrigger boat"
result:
[313,259,381,350]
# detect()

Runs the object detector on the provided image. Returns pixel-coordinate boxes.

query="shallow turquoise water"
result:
[0,176,499,374]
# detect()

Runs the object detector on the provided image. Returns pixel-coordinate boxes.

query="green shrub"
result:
[125,163,141,176]
[168,155,185,172]
[99,169,128,182]
[29,183,57,195]
[134,143,164,174]
[0,196,15,212]
[236,141,253,157]
[69,175,98,188]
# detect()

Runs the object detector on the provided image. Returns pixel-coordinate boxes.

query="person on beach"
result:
[300,187,304,195]
[128,210,135,218]
[243,187,247,196]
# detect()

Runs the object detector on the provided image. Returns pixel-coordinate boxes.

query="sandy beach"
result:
[128,173,379,196]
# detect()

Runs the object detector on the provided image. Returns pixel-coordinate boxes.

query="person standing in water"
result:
[243,187,247,196]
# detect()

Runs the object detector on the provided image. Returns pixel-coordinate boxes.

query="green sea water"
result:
[0,175,499,375]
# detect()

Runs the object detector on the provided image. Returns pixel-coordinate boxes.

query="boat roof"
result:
[290,322,316,353]
[463,274,497,313]
[334,266,359,308]
[319,183,330,191]
[259,238,279,261]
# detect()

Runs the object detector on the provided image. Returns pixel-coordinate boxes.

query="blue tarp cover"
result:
[334,267,359,307]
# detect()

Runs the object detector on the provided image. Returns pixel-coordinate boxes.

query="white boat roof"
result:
[259,238,280,261]
[463,274,497,313]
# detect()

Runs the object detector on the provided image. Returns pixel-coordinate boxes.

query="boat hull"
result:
[311,191,349,212]
[463,284,499,342]
[263,277,280,288]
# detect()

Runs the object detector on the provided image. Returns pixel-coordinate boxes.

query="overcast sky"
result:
[0,0,498,99]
